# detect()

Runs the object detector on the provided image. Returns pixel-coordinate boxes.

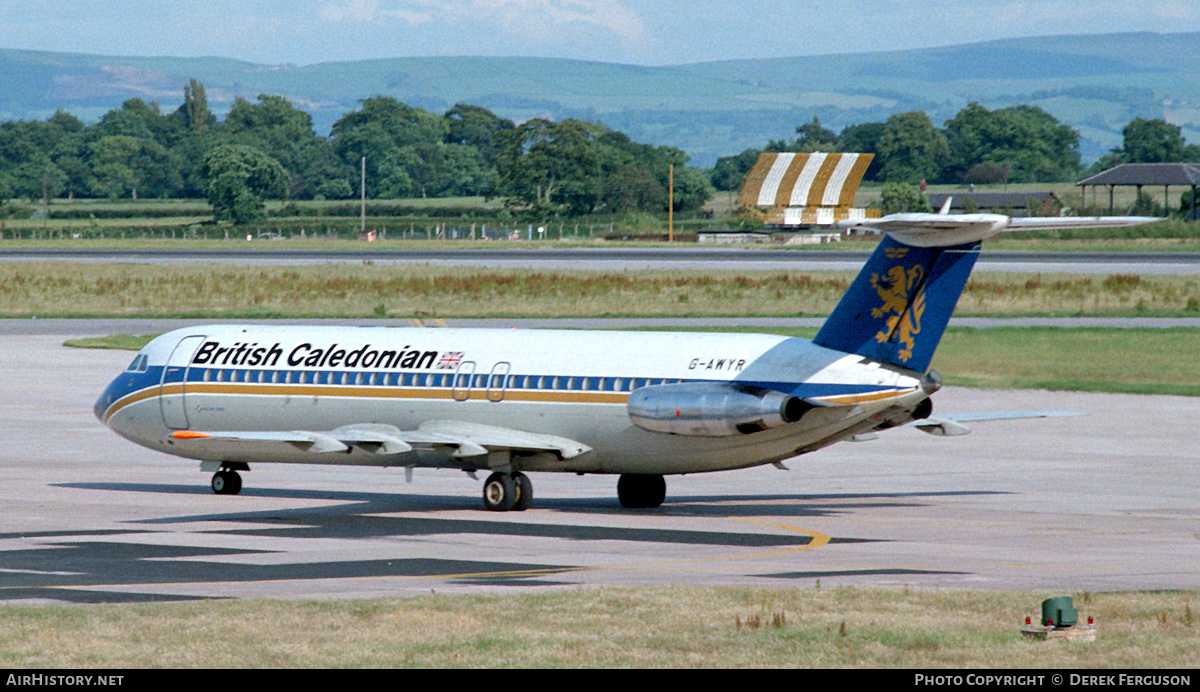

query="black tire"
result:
[617,473,666,509]
[512,472,533,511]
[482,472,517,511]
[211,470,242,495]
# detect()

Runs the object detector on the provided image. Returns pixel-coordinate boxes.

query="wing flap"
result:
[416,420,593,459]
[169,420,592,461]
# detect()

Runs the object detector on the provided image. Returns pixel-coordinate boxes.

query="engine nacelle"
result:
[627,382,810,437]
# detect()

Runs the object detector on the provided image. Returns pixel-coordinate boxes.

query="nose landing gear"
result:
[211,469,242,495]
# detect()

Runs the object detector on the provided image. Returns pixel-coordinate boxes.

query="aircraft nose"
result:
[94,376,125,425]
[94,390,113,424]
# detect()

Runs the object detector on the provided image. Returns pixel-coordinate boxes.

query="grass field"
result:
[7,263,1200,319]
[18,232,1200,667]
[1,587,1196,668]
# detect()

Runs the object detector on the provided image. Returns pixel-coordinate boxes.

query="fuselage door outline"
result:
[452,361,477,402]
[487,361,511,402]
[159,335,206,430]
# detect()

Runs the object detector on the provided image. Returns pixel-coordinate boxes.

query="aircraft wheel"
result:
[512,472,533,511]
[617,473,666,509]
[482,472,517,512]
[211,470,242,495]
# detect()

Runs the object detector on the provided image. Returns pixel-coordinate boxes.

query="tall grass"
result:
[1,587,1196,668]
[5,263,1200,318]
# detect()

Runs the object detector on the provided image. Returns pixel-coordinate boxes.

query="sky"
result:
[0,0,1197,66]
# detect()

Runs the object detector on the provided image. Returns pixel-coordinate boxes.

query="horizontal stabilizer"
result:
[909,410,1082,437]
[911,416,972,437]
[836,212,1160,248]
[1004,216,1162,231]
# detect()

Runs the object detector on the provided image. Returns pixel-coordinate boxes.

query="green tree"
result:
[330,97,456,198]
[710,148,762,192]
[444,103,514,168]
[838,122,886,180]
[1181,188,1199,219]
[961,160,1011,186]
[880,181,933,213]
[877,111,949,183]
[88,135,141,199]
[225,94,351,199]
[1121,118,1188,163]
[178,79,213,132]
[200,145,285,224]
[793,116,839,152]
[496,118,601,213]
[943,103,1080,183]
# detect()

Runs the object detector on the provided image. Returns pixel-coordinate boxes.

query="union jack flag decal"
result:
[435,351,465,370]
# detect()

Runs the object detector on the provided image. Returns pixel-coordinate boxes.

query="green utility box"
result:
[1041,596,1079,627]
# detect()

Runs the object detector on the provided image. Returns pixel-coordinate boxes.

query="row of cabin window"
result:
[188,368,683,392]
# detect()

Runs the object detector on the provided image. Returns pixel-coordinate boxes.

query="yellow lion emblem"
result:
[869,264,925,362]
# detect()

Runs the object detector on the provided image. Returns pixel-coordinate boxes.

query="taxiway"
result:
[1,330,1197,603]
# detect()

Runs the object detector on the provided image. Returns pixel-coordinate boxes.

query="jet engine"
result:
[627,382,810,437]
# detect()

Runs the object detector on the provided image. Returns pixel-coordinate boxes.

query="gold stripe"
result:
[103,386,161,424]
[838,154,873,206]
[805,153,843,207]
[737,154,777,208]
[810,387,918,406]
[773,153,807,207]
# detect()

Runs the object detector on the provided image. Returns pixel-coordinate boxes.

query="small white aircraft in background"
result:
[95,210,1154,511]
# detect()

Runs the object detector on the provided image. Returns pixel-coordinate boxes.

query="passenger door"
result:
[160,335,205,429]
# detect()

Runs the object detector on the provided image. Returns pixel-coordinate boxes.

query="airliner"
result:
[94,210,1153,511]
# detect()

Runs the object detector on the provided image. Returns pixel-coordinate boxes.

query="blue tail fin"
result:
[812,235,980,373]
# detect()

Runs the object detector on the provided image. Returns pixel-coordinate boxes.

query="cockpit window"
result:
[126,354,149,372]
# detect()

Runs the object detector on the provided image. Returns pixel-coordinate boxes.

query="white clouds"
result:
[316,0,647,42]
[318,0,385,22]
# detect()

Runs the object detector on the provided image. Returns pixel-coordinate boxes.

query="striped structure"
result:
[739,152,879,226]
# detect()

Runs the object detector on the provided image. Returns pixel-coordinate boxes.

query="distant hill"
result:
[1,32,1197,166]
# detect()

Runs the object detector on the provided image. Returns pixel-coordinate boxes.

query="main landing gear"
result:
[617,473,666,509]
[482,471,533,512]
[481,472,668,511]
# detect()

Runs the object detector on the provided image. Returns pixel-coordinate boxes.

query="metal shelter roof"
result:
[1077,163,1200,187]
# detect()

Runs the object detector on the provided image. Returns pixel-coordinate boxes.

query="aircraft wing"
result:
[169,421,592,461]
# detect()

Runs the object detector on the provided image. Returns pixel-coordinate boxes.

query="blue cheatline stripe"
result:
[100,361,914,425]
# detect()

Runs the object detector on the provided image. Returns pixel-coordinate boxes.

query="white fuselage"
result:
[96,324,931,476]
